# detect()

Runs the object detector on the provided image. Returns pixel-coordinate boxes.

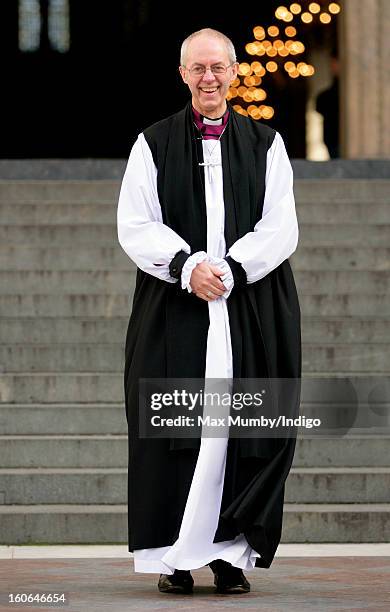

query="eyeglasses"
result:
[183,63,235,77]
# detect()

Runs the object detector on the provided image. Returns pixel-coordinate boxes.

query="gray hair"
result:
[180,28,236,66]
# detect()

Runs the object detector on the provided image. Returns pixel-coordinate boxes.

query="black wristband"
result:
[225,256,247,289]
[169,250,191,279]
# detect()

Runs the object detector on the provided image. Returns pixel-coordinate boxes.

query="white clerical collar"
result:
[202,115,223,125]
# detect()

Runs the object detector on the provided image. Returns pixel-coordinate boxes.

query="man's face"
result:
[179,35,238,118]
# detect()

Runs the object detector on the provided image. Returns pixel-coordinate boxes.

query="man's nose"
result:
[202,68,216,81]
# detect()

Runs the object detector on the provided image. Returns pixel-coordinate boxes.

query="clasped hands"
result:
[190,261,227,302]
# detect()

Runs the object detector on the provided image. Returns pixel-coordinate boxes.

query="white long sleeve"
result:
[227,131,298,284]
[117,133,191,283]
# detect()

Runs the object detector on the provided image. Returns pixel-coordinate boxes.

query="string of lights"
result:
[229,1,341,120]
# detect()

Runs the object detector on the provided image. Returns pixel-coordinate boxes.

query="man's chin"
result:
[195,97,226,116]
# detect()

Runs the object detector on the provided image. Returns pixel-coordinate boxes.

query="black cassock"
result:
[121,101,301,568]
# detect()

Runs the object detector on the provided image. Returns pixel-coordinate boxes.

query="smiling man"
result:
[178,32,238,119]
[117,28,301,596]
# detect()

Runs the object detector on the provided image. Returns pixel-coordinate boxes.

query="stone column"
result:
[340,0,390,158]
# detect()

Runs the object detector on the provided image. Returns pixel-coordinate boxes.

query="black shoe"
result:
[208,559,250,594]
[158,569,194,594]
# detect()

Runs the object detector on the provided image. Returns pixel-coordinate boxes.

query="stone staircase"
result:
[0,174,389,544]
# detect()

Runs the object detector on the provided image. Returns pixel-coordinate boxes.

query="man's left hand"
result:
[190,262,226,301]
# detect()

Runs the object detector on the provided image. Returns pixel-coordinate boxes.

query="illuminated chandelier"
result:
[229,1,341,120]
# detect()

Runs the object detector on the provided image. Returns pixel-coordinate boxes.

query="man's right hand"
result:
[190,262,227,302]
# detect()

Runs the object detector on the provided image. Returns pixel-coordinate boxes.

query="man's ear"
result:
[179,65,187,83]
[231,62,239,82]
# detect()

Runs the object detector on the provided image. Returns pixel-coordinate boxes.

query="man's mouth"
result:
[199,87,219,94]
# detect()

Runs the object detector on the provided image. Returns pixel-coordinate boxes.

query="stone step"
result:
[1,246,389,271]
[0,434,389,468]
[291,247,390,271]
[1,158,387,180]
[0,270,135,294]
[0,401,388,435]
[293,180,390,202]
[294,271,390,294]
[0,404,127,435]
[0,224,118,246]
[2,371,386,406]
[0,468,130,505]
[0,246,129,271]
[0,373,123,403]
[293,437,390,468]
[0,400,387,435]
[1,342,389,373]
[296,202,390,224]
[1,223,390,247]
[292,160,390,179]
[286,468,390,503]
[0,435,127,468]
[2,316,390,344]
[0,502,389,544]
[300,294,389,317]
[0,293,388,319]
[0,203,116,225]
[0,467,388,505]
[0,178,388,203]
[0,344,124,372]
[301,343,390,373]
[0,181,120,203]
[298,224,390,246]
[283,503,390,543]
[302,317,390,343]
[0,504,127,544]
[0,317,129,343]
[0,270,389,294]
[0,160,127,181]
[0,294,132,317]
[2,201,390,227]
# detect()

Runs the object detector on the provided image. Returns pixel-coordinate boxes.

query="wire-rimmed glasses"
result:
[183,62,235,77]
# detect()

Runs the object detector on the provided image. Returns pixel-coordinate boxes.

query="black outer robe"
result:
[123,100,301,568]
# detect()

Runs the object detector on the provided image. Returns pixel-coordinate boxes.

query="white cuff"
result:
[181,251,208,292]
[181,252,234,299]
[207,256,234,299]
